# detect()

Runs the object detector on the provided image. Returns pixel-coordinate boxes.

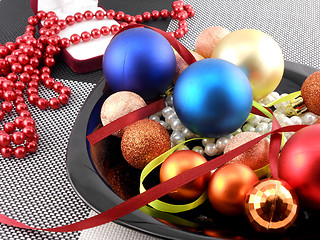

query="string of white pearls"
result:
[148,92,320,157]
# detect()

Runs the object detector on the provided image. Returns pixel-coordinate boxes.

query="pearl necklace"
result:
[0,0,195,158]
[152,91,320,158]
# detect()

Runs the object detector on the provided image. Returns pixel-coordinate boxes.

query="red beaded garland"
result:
[0,1,194,158]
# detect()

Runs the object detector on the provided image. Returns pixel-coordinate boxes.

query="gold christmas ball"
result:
[173,49,204,84]
[244,179,299,232]
[100,91,146,137]
[121,119,171,169]
[159,150,211,201]
[301,71,320,115]
[211,29,284,100]
[224,132,269,171]
[195,26,230,58]
[208,163,259,215]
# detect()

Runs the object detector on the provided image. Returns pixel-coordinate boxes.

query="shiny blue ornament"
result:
[173,58,253,138]
[102,28,176,100]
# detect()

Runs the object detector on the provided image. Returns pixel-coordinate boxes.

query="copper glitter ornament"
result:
[100,91,146,137]
[301,71,320,115]
[244,179,299,232]
[121,119,171,169]
[207,163,259,215]
[224,132,269,171]
[195,26,230,58]
[287,71,320,116]
[173,49,204,84]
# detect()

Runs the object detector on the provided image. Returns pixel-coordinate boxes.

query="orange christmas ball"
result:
[207,163,259,215]
[195,26,230,58]
[159,150,211,201]
[121,119,171,169]
[224,132,269,171]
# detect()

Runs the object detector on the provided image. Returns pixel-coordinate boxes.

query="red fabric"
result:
[87,98,166,145]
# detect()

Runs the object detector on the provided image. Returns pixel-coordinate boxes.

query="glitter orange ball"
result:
[100,91,146,137]
[159,150,211,201]
[121,119,171,169]
[207,163,259,215]
[224,132,269,171]
[301,71,320,115]
[195,26,230,58]
[244,179,299,232]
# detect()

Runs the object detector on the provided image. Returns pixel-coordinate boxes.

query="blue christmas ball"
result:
[102,28,176,100]
[173,58,253,138]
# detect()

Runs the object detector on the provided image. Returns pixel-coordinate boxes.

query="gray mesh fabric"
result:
[0,80,95,240]
[168,0,320,69]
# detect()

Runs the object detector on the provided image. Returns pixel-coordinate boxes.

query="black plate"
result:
[66,61,319,240]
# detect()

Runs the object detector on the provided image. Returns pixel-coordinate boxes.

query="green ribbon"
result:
[265,91,301,108]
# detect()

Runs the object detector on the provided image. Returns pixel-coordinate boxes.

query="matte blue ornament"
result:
[102,28,176,100]
[173,58,253,138]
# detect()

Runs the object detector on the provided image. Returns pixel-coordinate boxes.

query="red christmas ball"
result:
[278,124,320,209]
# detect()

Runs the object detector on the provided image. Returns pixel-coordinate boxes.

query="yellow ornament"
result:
[211,29,284,100]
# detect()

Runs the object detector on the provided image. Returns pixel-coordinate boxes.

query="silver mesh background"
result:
[168,0,320,69]
[0,80,95,239]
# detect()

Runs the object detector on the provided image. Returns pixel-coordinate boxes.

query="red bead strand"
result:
[0,1,194,158]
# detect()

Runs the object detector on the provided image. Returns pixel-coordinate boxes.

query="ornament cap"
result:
[286,96,307,116]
